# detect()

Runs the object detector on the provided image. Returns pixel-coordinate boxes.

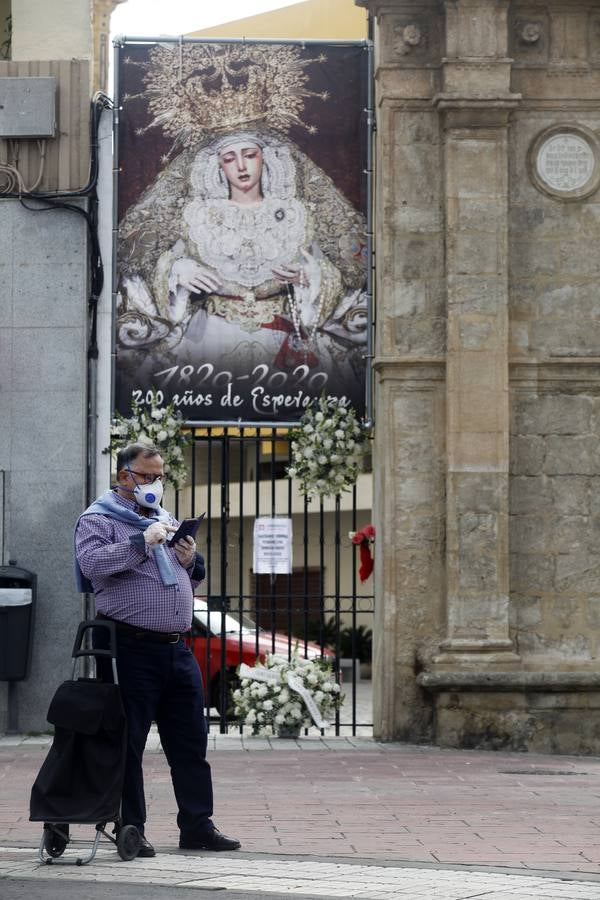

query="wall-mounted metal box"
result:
[0,76,56,138]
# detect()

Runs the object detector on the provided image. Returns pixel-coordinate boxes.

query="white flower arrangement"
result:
[233,649,344,736]
[106,392,192,491]
[286,397,367,499]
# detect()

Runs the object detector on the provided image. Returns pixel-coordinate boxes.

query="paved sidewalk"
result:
[3,848,600,899]
[2,732,600,898]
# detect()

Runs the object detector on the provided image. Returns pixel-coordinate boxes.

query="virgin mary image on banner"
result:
[115,41,369,423]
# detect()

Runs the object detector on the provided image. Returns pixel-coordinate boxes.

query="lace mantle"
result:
[183,197,307,288]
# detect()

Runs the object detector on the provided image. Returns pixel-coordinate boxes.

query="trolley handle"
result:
[71,619,117,660]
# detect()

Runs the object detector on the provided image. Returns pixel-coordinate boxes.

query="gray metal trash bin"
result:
[0,565,36,681]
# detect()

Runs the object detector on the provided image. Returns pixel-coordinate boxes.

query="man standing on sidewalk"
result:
[74,442,240,857]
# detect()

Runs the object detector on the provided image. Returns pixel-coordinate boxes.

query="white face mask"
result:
[132,478,164,510]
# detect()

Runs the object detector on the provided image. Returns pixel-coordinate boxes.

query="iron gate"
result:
[173,427,374,735]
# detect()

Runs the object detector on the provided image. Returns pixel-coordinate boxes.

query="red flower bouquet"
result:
[349,524,375,582]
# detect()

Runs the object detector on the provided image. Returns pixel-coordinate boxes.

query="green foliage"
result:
[105,392,192,491]
[302,617,372,663]
[340,624,372,663]
[302,616,338,649]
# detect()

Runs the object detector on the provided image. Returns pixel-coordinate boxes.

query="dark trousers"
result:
[94,629,213,837]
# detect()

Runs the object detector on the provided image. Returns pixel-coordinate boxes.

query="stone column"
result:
[359,0,448,740]
[92,0,127,92]
[360,0,522,740]
[434,0,521,668]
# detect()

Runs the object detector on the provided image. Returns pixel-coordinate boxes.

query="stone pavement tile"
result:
[2,849,600,898]
[0,737,28,747]
[209,741,249,752]
[522,863,598,875]
[318,739,364,751]
[241,738,272,750]
[336,834,422,844]
[274,827,346,837]
[474,827,548,835]
[276,842,358,855]
[479,895,599,900]
[296,740,335,751]
[267,740,307,751]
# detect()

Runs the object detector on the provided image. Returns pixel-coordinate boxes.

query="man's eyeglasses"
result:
[127,469,167,484]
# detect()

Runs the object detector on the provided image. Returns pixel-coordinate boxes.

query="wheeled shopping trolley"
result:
[29,619,141,865]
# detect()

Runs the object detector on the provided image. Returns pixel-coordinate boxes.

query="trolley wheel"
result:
[116,824,141,861]
[43,823,69,858]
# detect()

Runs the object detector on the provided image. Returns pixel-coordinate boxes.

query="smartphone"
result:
[168,513,206,545]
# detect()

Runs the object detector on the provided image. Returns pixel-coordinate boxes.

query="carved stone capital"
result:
[92,0,127,91]
[93,0,127,23]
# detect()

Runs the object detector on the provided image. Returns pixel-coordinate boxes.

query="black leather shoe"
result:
[179,828,241,851]
[137,836,156,858]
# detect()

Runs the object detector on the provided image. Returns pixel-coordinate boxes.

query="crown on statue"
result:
[123,42,329,151]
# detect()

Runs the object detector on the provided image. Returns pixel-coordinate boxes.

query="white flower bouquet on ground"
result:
[286,396,368,499]
[106,392,191,491]
[233,649,344,736]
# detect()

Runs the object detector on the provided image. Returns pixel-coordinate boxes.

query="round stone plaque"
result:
[529,125,600,200]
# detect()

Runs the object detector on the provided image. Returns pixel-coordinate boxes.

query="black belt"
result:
[97,614,185,644]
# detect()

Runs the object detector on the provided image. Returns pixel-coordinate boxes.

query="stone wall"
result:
[510,379,600,663]
[363,0,600,753]
[11,0,91,62]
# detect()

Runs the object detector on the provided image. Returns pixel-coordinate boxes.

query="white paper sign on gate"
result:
[253,517,293,575]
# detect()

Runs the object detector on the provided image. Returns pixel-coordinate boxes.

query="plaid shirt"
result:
[75,492,202,632]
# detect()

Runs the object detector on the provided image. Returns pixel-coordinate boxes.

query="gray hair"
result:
[116,442,162,475]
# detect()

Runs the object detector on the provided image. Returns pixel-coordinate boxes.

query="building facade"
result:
[3,0,600,754]
[365,0,600,753]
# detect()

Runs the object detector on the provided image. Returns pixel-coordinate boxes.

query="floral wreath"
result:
[233,649,343,736]
[286,397,368,499]
[105,393,191,491]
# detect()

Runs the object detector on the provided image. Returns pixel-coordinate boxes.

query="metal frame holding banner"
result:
[112,37,374,426]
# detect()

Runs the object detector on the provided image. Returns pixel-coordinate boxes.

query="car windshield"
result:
[193,602,258,635]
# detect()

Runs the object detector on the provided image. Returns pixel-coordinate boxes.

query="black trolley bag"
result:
[29,619,141,864]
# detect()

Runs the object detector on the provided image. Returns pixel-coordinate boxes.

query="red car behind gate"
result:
[186,598,333,711]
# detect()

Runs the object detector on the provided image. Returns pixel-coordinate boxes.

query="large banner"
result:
[115,40,369,423]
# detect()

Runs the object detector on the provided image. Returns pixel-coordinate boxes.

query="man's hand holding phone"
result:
[168,514,205,569]
[167,514,205,546]
[174,534,196,568]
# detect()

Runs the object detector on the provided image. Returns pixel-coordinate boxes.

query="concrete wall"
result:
[0,0,101,733]
[0,201,88,732]
[11,0,91,61]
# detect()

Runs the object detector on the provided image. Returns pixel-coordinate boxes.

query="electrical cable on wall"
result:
[1,90,115,636]
[0,92,113,362]
[0,139,46,192]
